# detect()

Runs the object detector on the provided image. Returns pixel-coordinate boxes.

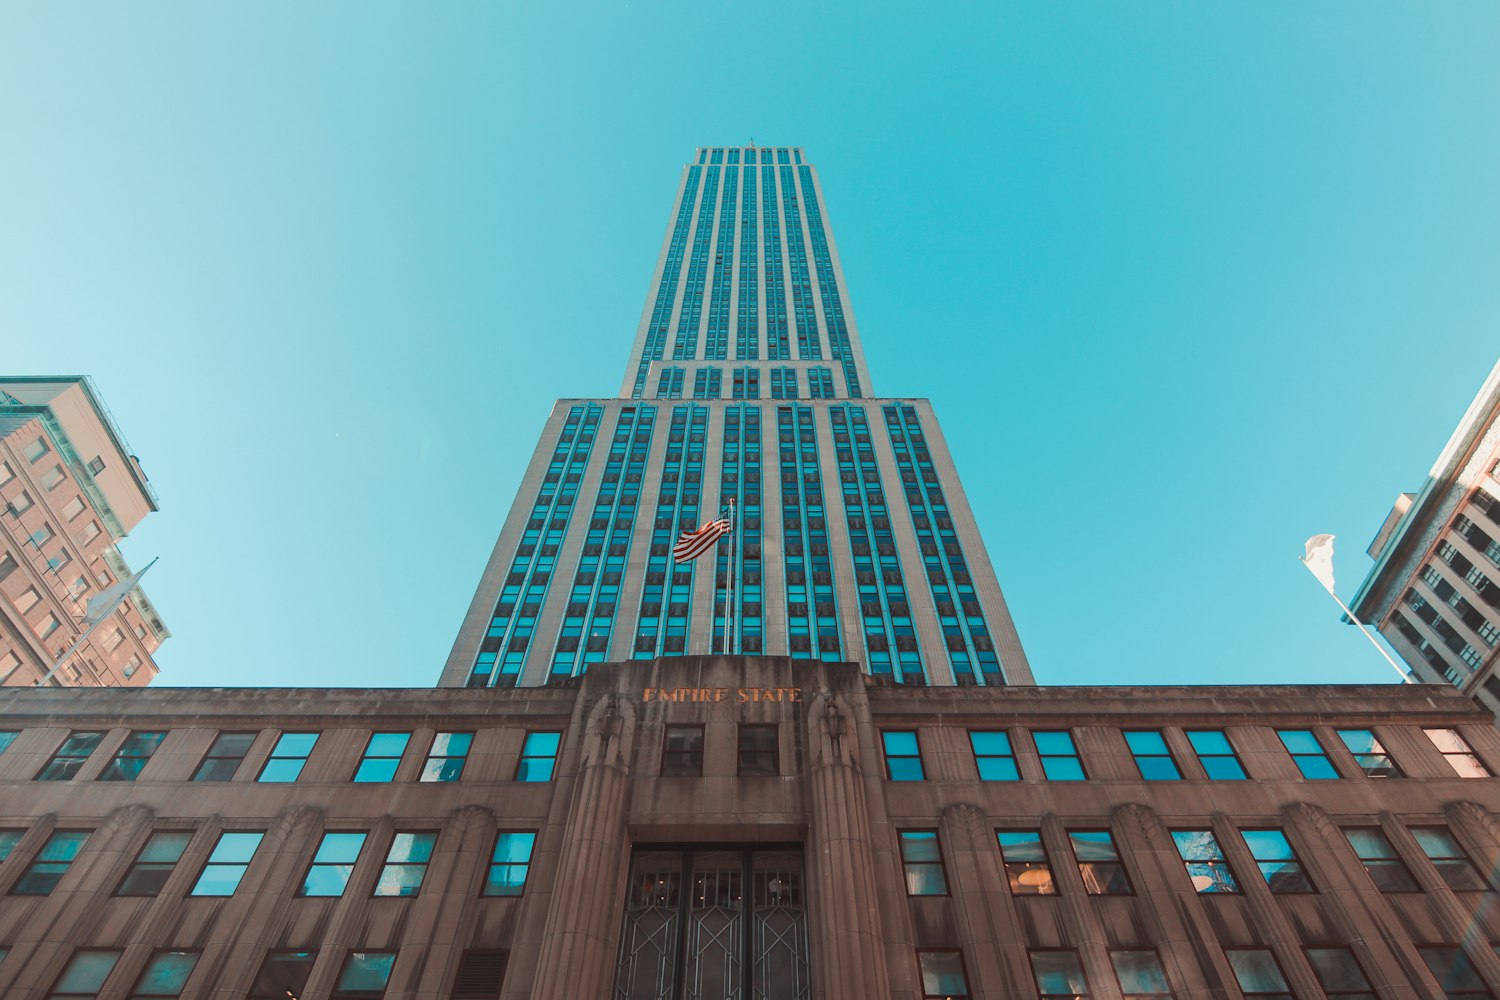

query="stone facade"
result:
[3,657,1500,998]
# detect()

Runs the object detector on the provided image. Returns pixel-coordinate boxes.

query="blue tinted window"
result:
[883,731,924,781]
[969,731,1018,781]
[516,732,561,782]
[354,732,410,782]
[1033,731,1086,780]
[258,733,319,783]
[1124,730,1180,780]
[1186,730,1247,780]
[420,732,472,782]
[483,831,536,896]
[299,832,367,897]
[190,832,264,896]
[1278,730,1339,779]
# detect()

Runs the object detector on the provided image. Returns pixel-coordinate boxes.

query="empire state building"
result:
[440,147,1031,689]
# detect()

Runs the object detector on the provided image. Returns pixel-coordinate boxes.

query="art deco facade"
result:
[1350,359,1500,717]
[440,147,1031,690]
[0,377,168,687]
[4,659,1500,999]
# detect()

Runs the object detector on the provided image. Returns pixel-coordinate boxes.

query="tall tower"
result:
[440,146,1031,689]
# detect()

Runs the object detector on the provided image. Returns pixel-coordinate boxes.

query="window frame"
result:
[515,731,562,782]
[36,731,106,781]
[897,830,949,896]
[419,731,473,782]
[662,724,705,777]
[1069,829,1132,895]
[192,731,257,782]
[968,729,1019,780]
[1277,728,1341,779]
[1342,827,1419,892]
[99,731,167,782]
[737,724,778,776]
[352,732,411,783]
[1416,945,1490,997]
[1240,828,1315,894]
[331,950,398,999]
[1303,946,1377,999]
[1225,948,1294,999]
[249,950,318,1000]
[917,949,973,1000]
[258,731,321,783]
[1123,729,1181,780]
[11,829,91,896]
[882,729,925,781]
[1424,728,1491,777]
[1410,826,1489,890]
[1184,729,1247,779]
[1032,729,1087,780]
[47,948,122,999]
[1109,949,1173,999]
[298,831,369,897]
[1030,948,1092,999]
[1334,728,1403,778]
[997,829,1057,895]
[371,830,439,898]
[481,830,537,897]
[115,830,194,897]
[189,831,265,897]
[1170,829,1240,894]
[127,949,201,999]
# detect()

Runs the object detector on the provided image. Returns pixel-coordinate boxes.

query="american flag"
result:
[673,509,733,564]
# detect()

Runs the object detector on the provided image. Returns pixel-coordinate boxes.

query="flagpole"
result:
[729,497,738,656]
[1326,590,1413,684]
[35,556,158,688]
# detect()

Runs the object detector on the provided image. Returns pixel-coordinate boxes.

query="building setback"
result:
[1350,359,1500,718]
[3,658,1500,998]
[0,377,168,687]
[440,147,1031,690]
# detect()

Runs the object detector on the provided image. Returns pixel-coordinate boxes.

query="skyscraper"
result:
[441,147,1032,689]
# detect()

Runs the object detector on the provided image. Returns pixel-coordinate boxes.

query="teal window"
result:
[1305,947,1376,1000]
[258,732,319,782]
[1034,730,1085,780]
[516,732,561,782]
[100,731,166,781]
[300,832,367,896]
[192,732,256,781]
[1336,729,1401,777]
[0,829,23,861]
[1111,950,1171,998]
[1185,730,1246,779]
[898,831,948,895]
[250,951,316,1000]
[0,731,18,754]
[48,949,120,998]
[1241,829,1313,893]
[36,731,104,780]
[129,951,199,998]
[1343,828,1418,891]
[1070,830,1130,895]
[190,832,264,896]
[333,952,396,999]
[354,732,410,782]
[420,732,472,782]
[1030,950,1089,998]
[882,731,923,781]
[373,832,437,897]
[1226,949,1292,999]
[1124,730,1180,780]
[1417,946,1488,998]
[919,951,971,999]
[1278,729,1339,779]
[482,831,536,896]
[969,731,1018,780]
[1172,830,1239,893]
[116,831,193,896]
[998,831,1055,895]
[13,830,90,895]
[1412,827,1487,890]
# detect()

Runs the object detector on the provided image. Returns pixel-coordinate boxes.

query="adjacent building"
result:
[441,146,1031,691]
[0,377,169,687]
[1349,359,1500,717]
[3,659,1500,999]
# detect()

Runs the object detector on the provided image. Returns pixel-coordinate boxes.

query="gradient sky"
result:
[2,2,1497,689]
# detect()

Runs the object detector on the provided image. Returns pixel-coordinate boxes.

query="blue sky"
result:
[2,2,1496,689]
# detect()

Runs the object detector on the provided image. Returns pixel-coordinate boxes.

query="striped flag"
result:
[673,509,733,564]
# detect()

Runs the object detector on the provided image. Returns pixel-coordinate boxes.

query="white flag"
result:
[83,558,157,627]
[1301,534,1336,594]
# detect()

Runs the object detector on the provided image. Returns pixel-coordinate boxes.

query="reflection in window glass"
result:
[193,732,256,781]
[1417,946,1488,997]
[1031,950,1090,998]
[516,732,561,781]
[1305,947,1376,999]
[13,830,90,895]
[1171,830,1239,893]
[1343,828,1418,892]
[1411,827,1487,890]
[1241,829,1314,893]
[373,832,437,897]
[919,951,972,999]
[1278,729,1339,779]
[1335,729,1401,777]
[998,831,1055,895]
[1226,949,1292,999]
[250,951,316,1000]
[1070,830,1131,895]
[116,831,193,896]
[899,831,948,896]
[37,731,105,781]
[130,951,200,997]
[420,732,472,782]
[300,832,367,896]
[1424,728,1490,777]
[100,732,166,782]
[1111,950,1171,998]
[333,951,396,998]
[483,832,536,896]
[50,949,120,997]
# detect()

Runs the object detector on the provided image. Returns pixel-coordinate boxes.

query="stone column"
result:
[805,691,891,1000]
[523,693,637,1000]
[409,805,502,997]
[1040,812,1121,1000]
[937,802,1032,998]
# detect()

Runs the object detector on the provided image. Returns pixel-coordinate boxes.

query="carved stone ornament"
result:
[584,692,634,769]
[809,690,856,768]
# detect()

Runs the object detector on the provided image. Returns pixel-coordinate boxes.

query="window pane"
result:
[365,733,409,757]
[1418,947,1486,992]
[337,951,396,991]
[55,950,119,991]
[1031,951,1088,995]
[1306,948,1372,992]
[1112,950,1169,993]
[919,951,970,997]
[883,731,918,756]
[133,951,199,995]
[970,731,1011,756]
[1227,950,1289,992]
[252,951,316,999]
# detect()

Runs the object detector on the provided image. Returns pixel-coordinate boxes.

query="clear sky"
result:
[2,2,1497,689]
